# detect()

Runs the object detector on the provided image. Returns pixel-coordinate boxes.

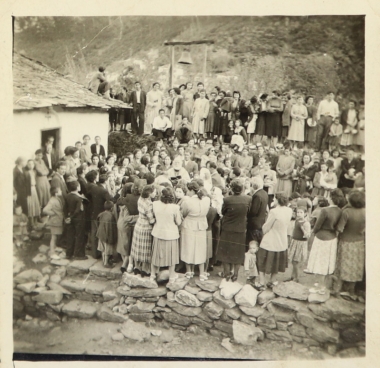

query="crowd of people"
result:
[13,84,366,301]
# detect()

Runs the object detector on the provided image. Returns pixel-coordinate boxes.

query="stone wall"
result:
[13,252,365,358]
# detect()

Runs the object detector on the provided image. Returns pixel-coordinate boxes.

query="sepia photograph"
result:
[10,14,367,362]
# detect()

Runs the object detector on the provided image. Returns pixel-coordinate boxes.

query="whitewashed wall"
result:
[13,107,109,160]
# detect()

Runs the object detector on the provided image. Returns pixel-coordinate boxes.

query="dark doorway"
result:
[41,128,61,156]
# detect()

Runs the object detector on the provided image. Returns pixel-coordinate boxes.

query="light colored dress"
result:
[288,104,308,141]
[145,90,163,135]
[276,154,295,197]
[192,97,210,134]
[180,195,210,265]
[26,170,41,217]
[182,90,194,121]
[35,159,51,207]
[151,201,182,267]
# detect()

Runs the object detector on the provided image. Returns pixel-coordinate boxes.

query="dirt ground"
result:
[13,317,333,360]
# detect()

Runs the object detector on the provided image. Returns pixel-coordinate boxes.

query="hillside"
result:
[13,16,364,100]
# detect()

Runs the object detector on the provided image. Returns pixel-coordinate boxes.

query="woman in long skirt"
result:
[334,190,365,299]
[180,181,210,281]
[255,94,268,142]
[116,183,139,273]
[130,185,157,276]
[144,82,163,135]
[34,149,51,208]
[305,189,343,292]
[288,96,308,144]
[24,159,41,228]
[150,187,182,283]
[182,82,194,121]
[256,193,293,290]
[216,180,251,281]
[275,142,296,197]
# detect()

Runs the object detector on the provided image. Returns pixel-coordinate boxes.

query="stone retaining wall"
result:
[13,253,365,358]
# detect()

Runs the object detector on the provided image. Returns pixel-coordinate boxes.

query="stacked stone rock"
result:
[13,248,365,357]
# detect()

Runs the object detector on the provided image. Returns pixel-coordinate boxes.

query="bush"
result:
[108,131,157,158]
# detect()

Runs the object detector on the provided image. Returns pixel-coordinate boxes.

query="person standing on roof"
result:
[88,66,106,93]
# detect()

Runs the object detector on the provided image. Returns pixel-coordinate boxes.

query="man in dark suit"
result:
[85,171,112,259]
[42,144,57,177]
[246,176,268,245]
[129,81,147,136]
[183,150,198,179]
[90,136,106,160]
[50,162,68,198]
[42,136,60,163]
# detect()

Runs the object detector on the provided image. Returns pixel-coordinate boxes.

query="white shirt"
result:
[136,90,141,103]
[46,153,52,169]
[96,145,100,154]
[153,116,172,130]
[317,99,339,120]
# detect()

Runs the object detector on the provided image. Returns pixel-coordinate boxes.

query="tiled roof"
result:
[13,53,131,111]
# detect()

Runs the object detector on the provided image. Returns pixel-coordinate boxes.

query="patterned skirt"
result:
[151,237,179,267]
[288,239,308,263]
[306,236,337,275]
[335,239,365,282]
[130,221,153,263]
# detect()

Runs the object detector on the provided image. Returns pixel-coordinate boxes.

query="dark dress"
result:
[338,158,360,189]
[65,193,88,258]
[305,105,318,142]
[255,103,267,136]
[246,189,269,244]
[265,97,283,138]
[116,193,139,256]
[205,100,218,133]
[294,163,318,194]
[216,194,252,264]
[13,166,28,215]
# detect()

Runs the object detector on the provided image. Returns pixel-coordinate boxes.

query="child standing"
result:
[13,205,29,247]
[96,201,118,268]
[288,207,311,282]
[244,240,259,286]
[43,187,65,257]
[326,117,343,152]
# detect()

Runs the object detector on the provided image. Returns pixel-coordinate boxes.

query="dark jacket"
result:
[86,183,112,220]
[13,166,28,214]
[130,90,147,111]
[50,172,68,198]
[173,96,183,116]
[90,144,106,157]
[65,192,87,220]
[340,108,359,130]
[221,194,252,233]
[42,152,58,175]
[96,210,118,245]
[247,189,268,230]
